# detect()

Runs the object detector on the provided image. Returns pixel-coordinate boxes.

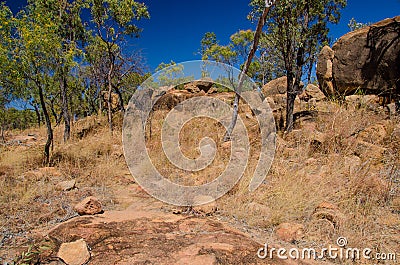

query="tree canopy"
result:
[0,0,150,163]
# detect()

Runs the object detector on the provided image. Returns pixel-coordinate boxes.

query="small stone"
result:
[312,202,344,228]
[247,202,270,219]
[57,239,90,265]
[310,131,326,151]
[56,180,76,191]
[192,195,217,215]
[275,223,305,243]
[74,196,102,215]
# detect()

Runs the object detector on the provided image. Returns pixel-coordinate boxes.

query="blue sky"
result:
[5,0,400,71]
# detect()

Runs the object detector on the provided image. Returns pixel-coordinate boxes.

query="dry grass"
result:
[216,100,400,264]
[0,94,399,264]
[0,114,133,263]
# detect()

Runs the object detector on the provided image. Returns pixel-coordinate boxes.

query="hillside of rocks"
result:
[1,16,400,265]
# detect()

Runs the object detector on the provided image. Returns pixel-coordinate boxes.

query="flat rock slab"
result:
[47,206,290,265]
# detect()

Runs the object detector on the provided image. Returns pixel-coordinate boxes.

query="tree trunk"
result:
[1,126,4,143]
[33,103,41,127]
[38,85,53,165]
[107,64,114,133]
[285,4,309,133]
[60,72,71,142]
[224,93,240,141]
[285,73,296,132]
[113,85,125,112]
[49,99,62,126]
[223,3,273,141]
[98,88,103,116]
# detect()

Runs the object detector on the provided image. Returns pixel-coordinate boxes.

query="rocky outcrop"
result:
[345,94,380,110]
[47,206,286,265]
[184,78,214,93]
[316,46,335,96]
[154,79,214,111]
[261,76,289,97]
[317,16,400,98]
[153,89,197,110]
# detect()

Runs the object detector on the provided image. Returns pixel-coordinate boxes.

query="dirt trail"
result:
[43,182,308,265]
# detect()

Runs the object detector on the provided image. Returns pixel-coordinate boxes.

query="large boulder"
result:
[261,76,303,130]
[261,76,304,97]
[323,16,400,97]
[184,78,214,93]
[153,89,197,110]
[261,76,288,97]
[316,46,335,96]
[193,77,214,92]
[298,84,326,102]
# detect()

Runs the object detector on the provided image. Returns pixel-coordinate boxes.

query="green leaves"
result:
[199,29,284,84]
[200,32,218,55]
[261,0,347,74]
[155,61,192,87]
[89,0,149,39]
[348,17,370,31]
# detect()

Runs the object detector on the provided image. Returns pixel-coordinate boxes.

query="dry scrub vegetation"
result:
[0,93,399,264]
[0,114,138,262]
[146,93,399,264]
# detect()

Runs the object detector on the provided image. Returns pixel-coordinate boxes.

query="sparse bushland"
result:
[146,92,399,263]
[0,114,133,263]
[0,92,399,264]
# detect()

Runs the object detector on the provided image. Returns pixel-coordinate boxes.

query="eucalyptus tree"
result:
[30,0,87,142]
[0,2,13,121]
[87,0,149,132]
[200,2,276,141]
[84,35,146,116]
[250,0,346,132]
[10,4,65,164]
